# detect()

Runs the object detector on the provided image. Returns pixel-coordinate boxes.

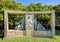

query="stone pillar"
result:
[4,11,9,38]
[25,14,34,37]
[51,10,55,38]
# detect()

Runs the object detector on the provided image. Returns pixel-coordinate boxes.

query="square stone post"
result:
[4,11,9,38]
[51,10,55,38]
[25,14,34,37]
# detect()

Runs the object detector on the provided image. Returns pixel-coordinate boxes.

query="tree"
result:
[53,4,60,25]
[0,0,60,29]
[0,0,25,29]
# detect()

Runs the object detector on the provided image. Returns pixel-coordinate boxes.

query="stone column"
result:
[51,10,55,38]
[25,14,34,37]
[4,11,9,38]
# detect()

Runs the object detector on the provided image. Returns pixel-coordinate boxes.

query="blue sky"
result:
[15,0,60,6]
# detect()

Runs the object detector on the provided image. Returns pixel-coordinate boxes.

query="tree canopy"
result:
[0,0,60,28]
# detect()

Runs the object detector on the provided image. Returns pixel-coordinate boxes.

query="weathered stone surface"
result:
[4,10,55,38]
[6,30,25,38]
[25,14,34,37]
[34,31,52,37]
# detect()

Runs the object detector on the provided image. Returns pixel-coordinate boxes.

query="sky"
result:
[15,0,60,6]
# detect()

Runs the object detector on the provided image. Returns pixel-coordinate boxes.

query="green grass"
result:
[0,30,60,42]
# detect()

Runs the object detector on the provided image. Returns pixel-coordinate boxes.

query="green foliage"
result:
[0,14,3,21]
[35,14,50,21]
[0,0,60,28]
[8,14,24,25]
[0,0,26,27]
[53,5,60,25]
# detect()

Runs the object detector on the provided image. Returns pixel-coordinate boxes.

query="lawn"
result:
[0,30,60,42]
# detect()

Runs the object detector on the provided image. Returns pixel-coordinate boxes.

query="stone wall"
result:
[4,10,55,38]
[34,30,52,37]
[6,30,25,38]
[6,30,52,38]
